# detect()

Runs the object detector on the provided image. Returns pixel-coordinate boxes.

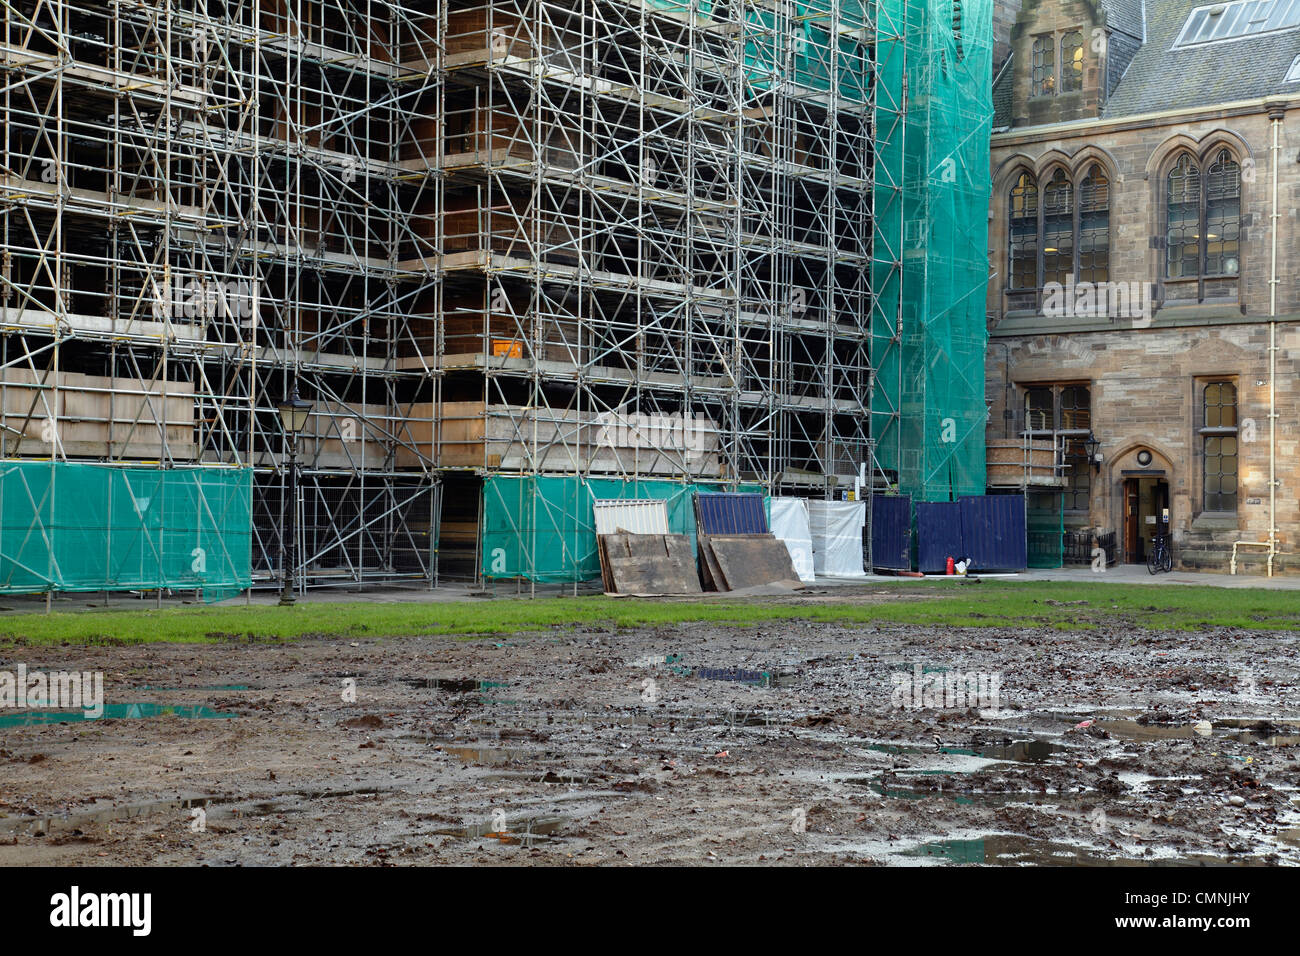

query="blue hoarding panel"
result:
[871,495,912,570]
[958,495,1027,571]
[695,492,768,535]
[916,501,964,574]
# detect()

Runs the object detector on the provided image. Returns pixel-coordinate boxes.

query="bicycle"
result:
[1147,529,1173,574]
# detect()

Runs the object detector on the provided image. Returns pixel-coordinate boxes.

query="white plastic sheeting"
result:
[808,500,867,577]
[769,497,816,583]
[592,499,670,535]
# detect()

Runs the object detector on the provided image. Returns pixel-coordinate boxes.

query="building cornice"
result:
[991,94,1300,147]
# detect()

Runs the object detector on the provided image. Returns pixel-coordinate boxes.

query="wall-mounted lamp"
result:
[1085,432,1102,473]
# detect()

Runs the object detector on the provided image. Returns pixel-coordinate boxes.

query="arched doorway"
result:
[1111,445,1174,564]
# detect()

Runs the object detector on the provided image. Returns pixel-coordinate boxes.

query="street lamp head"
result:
[1084,432,1102,472]
[278,390,312,436]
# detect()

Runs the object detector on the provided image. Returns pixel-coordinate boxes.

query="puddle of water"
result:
[864,738,1066,762]
[695,667,773,686]
[978,739,1065,762]
[647,655,794,687]
[456,708,786,735]
[403,678,507,693]
[431,815,565,846]
[1098,719,1300,746]
[538,770,591,785]
[903,835,1242,867]
[442,745,527,765]
[0,785,390,837]
[578,709,784,730]
[402,678,523,707]
[0,703,237,727]
[0,795,217,837]
[713,710,784,728]
[847,778,1089,808]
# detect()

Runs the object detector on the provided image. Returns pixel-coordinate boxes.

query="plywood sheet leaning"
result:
[598,532,701,595]
[696,534,727,591]
[697,534,804,591]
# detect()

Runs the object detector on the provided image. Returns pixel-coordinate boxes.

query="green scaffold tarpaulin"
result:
[742,1,872,103]
[481,475,766,583]
[0,462,252,602]
[872,0,993,502]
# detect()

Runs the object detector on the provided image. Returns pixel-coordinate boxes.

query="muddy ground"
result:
[2,602,1299,866]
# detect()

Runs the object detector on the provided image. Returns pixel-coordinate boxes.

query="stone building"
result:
[986,0,1300,573]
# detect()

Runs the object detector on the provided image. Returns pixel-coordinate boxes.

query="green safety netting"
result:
[742,1,872,103]
[1027,492,1065,569]
[872,0,992,502]
[646,0,714,14]
[0,462,252,602]
[481,475,766,583]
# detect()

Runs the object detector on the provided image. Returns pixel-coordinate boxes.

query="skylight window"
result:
[1175,0,1300,47]
[1286,52,1300,79]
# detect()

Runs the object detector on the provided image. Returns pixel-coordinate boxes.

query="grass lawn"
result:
[1,580,1299,646]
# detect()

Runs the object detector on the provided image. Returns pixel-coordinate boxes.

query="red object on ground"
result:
[946,556,955,575]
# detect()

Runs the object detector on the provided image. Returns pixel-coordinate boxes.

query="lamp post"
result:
[278,389,312,606]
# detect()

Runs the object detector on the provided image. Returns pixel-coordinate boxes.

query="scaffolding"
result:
[1,0,441,592]
[0,0,990,592]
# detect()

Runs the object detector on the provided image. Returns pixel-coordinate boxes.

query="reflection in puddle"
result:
[0,703,237,726]
[903,835,1241,866]
[650,654,795,688]
[978,739,1064,761]
[404,678,507,693]
[442,745,526,765]
[0,795,218,837]
[849,779,1087,808]
[865,738,1066,762]
[0,785,389,837]
[403,678,523,707]
[432,815,565,846]
[1098,718,1300,746]
[462,708,785,731]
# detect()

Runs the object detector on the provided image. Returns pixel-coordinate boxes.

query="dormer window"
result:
[1175,0,1300,48]
[1061,31,1084,92]
[1032,35,1055,95]
[1030,28,1086,97]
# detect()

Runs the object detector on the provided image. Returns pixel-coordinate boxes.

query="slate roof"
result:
[992,1,1300,127]
[992,52,1015,129]
[1099,0,1145,42]
[1103,0,1300,116]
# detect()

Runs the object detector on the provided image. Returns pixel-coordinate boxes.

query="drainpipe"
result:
[1002,342,1013,439]
[1267,106,1283,576]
